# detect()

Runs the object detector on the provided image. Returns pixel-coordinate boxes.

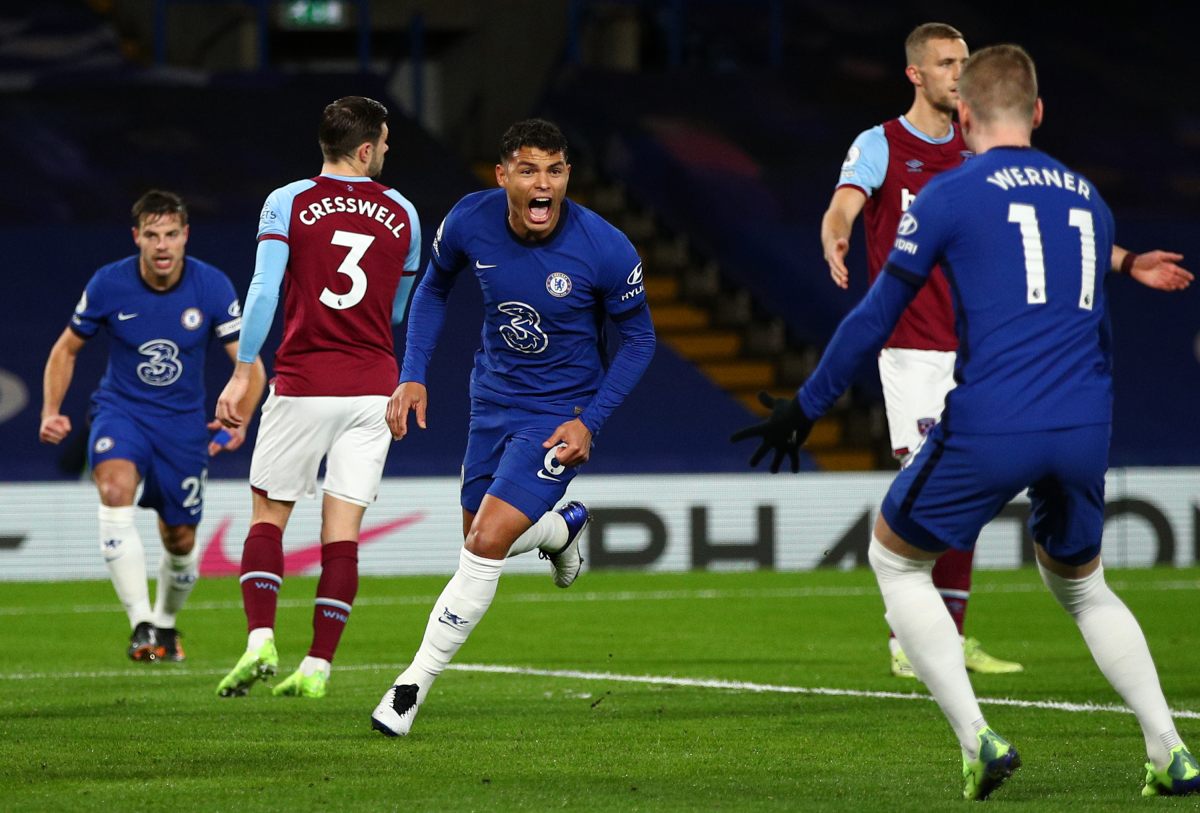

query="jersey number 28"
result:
[320,230,375,310]
[1007,204,1097,310]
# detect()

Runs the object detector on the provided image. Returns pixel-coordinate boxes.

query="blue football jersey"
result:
[885,146,1116,432]
[70,256,242,415]
[413,189,647,415]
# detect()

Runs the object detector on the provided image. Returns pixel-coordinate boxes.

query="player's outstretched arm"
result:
[1112,246,1193,292]
[542,418,593,468]
[820,188,867,290]
[39,327,86,445]
[730,391,813,474]
[387,381,427,440]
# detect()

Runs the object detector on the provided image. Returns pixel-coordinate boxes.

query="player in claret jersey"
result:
[742,45,1197,801]
[370,118,656,737]
[214,96,421,699]
[820,22,1191,679]
[39,190,266,663]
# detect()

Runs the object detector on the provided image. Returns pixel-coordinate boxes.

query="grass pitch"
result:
[1,566,1197,811]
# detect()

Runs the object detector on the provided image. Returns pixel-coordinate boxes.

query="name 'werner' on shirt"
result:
[297,196,409,238]
[985,167,1091,198]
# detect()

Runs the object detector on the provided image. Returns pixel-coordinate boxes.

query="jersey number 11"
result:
[1007,203,1098,310]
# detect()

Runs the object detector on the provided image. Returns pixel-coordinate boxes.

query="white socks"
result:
[505,511,568,557]
[869,537,986,756]
[299,655,331,679]
[393,548,505,704]
[99,505,152,628]
[248,627,274,651]
[154,547,199,628]
[1038,561,1182,768]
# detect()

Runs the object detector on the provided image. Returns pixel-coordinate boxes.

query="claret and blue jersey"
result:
[242,174,422,398]
[801,146,1116,434]
[403,188,653,435]
[70,255,242,416]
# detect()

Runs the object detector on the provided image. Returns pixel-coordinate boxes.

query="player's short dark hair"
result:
[131,189,188,228]
[959,44,1038,125]
[905,22,965,66]
[499,118,569,164]
[319,96,389,162]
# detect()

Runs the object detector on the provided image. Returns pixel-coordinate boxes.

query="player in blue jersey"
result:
[821,21,1190,682]
[735,46,1197,800]
[39,190,266,662]
[370,118,656,736]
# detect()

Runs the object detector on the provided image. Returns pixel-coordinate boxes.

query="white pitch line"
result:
[0,578,1195,616]
[0,660,1195,721]
[447,663,1200,719]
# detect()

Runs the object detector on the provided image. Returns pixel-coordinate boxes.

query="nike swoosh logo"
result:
[117,312,138,321]
[475,260,497,269]
[536,471,561,482]
[197,511,427,576]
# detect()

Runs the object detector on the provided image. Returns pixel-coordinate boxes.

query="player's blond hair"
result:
[958,44,1038,125]
[904,22,965,66]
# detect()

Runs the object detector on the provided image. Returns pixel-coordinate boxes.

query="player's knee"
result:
[868,535,935,587]
[463,525,513,559]
[1037,558,1107,616]
[95,476,136,506]
[162,525,196,556]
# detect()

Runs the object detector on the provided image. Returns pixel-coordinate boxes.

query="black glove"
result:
[729,391,813,473]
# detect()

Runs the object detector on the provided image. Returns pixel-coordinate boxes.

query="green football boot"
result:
[1142,745,1200,797]
[962,726,1021,801]
[962,637,1023,674]
[272,667,328,698]
[215,639,279,697]
[890,646,918,679]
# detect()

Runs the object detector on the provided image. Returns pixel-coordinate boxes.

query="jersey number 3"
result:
[320,230,375,310]
[1007,204,1098,310]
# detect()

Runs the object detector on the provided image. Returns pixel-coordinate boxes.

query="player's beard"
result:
[367,153,384,179]
[931,89,958,116]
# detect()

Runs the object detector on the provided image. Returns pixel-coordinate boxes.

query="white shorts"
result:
[249,387,391,507]
[877,347,956,466]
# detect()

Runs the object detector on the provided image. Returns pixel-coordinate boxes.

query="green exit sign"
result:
[282,0,347,28]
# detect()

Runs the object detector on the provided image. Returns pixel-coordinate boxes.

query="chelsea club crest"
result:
[181,307,203,330]
[545,272,572,298]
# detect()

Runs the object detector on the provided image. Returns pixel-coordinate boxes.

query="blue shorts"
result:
[460,399,581,523]
[87,404,210,527]
[881,422,1109,567]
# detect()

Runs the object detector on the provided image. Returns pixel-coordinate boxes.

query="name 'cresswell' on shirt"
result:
[297,196,409,238]
[985,167,1091,198]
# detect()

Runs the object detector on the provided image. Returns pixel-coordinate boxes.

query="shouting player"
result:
[214,96,421,699]
[741,45,1198,801]
[820,22,1192,679]
[40,189,266,663]
[370,118,656,736]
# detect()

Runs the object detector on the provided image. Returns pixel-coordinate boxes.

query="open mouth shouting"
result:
[529,197,553,225]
